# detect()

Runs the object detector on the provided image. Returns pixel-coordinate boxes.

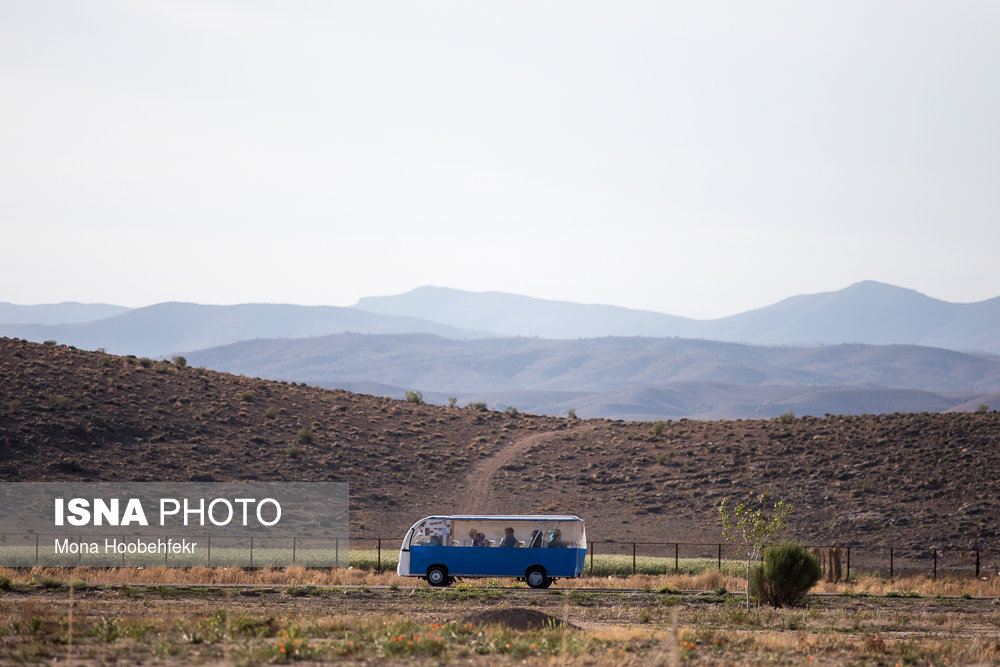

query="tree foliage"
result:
[750,541,821,607]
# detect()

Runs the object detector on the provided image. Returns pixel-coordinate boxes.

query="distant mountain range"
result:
[3,281,999,354]
[181,333,1000,420]
[2,281,998,419]
[0,302,485,357]
[356,281,1000,354]
[0,302,129,325]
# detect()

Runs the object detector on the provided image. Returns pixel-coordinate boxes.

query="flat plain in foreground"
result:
[2,570,999,665]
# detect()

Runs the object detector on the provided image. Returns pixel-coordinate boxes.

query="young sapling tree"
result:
[719,493,790,609]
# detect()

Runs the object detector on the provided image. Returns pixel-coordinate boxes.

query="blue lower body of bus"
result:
[408,545,585,584]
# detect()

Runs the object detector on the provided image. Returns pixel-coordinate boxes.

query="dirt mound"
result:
[459,607,577,630]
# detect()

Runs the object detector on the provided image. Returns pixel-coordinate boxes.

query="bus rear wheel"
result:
[427,565,451,587]
[526,566,551,589]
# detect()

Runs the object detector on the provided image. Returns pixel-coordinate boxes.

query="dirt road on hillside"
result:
[461,425,590,513]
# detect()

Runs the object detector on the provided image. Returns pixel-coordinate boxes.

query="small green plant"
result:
[651,420,665,436]
[43,339,57,346]
[7,399,22,414]
[138,357,154,368]
[778,410,795,423]
[750,541,821,608]
[49,393,72,410]
[976,403,990,413]
[405,390,425,405]
[448,397,458,407]
[297,429,314,444]
[567,408,577,419]
[504,405,519,417]
[265,406,279,419]
[465,401,488,411]
[30,574,65,590]
[172,355,187,368]
[285,446,302,458]
[60,457,84,472]
[239,390,256,402]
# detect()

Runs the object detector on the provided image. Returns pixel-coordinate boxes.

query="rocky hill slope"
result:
[1,337,997,549]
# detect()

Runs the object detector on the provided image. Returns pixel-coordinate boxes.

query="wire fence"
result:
[350,536,1000,582]
[5,533,998,582]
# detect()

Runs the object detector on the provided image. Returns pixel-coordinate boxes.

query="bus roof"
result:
[415,515,583,523]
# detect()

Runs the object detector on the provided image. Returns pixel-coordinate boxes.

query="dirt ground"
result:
[2,582,999,665]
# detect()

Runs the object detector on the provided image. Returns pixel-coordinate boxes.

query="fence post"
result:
[674,543,679,574]
[846,547,850,583]
[377,538,382,573]
[890,547,894,580]
[933,549,937,580]
[336,538,339,567]
[589,541,594,575]
[718,544,722,572]
[632,542,636,575]
[292,537,296,565]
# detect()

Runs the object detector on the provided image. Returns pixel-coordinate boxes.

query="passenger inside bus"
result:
[498,527,518,547]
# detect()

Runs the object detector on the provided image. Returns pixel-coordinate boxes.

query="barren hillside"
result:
[1,337,998,549]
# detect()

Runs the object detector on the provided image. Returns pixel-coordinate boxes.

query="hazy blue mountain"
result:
[354,281,1000,354]
[706,281,961,345]
[182,333,1000,419]
[0,302,130,325]
[355,286,696,339]
[0,302,487,357]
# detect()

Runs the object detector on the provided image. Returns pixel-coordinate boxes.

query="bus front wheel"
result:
[526,566,551,589]
[427,565,451,587]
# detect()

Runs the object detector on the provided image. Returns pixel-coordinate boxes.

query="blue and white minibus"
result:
[397,515,586,588]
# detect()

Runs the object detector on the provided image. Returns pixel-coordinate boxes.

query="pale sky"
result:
[2,1,998,319]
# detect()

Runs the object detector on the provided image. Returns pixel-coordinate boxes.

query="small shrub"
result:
[567,408,577,419]
[43,339,57,346]
[265,406,279,419]
[750,541,820,608]
[976,403,990,413]
[504,405,519,417]
[285,446,302,458]
[49,394,72,410]
[60,457,84,472]
[297,429,314,444]
[778,411,795,423]
[405,390,425,405]
[172,355,187,368]
[448,397,457,407]
[465,401,488,411]
[138,357,154,368]
[0,576,11,590]
[7,399,22,414]
[240,390,256,402]
[651,420,665,436]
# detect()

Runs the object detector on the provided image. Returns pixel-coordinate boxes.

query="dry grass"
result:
[3,574,1000,665]
[4,565,999,599]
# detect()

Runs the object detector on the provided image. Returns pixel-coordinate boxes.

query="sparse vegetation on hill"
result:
[1,337,999,549]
